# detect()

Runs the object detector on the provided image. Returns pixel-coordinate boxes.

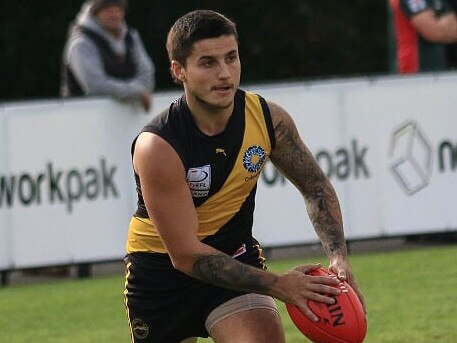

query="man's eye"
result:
[227,55,237,62]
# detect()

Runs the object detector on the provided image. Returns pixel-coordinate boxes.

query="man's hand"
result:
[274,263,341,322]
[329,257,366,313]
[138,91,152,112]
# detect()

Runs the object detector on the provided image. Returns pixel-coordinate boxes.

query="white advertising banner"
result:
[0,108,12,270]
[0,99,146,269]
[249,75,457,246]
[1,73,456,269]
[344,78,456,235]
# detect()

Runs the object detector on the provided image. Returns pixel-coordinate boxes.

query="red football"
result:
[286,268,367,343]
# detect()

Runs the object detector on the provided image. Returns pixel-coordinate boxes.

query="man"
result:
[124,10,364,343]
[389,0,457,73]
[61,0,155,111]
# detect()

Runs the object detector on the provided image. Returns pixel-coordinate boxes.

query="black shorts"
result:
[124,238,267,343]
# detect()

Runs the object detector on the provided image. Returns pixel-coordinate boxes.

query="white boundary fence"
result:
[1,73,456,271]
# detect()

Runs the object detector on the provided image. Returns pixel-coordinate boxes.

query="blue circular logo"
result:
[243,145,266,173]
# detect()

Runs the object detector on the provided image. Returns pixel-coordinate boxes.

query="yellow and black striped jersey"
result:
[127,89,275,255]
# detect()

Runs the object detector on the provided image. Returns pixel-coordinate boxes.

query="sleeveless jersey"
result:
[126,89,276,255]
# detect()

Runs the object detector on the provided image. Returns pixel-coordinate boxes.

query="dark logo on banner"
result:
[389,121,433,195]
[260,120,455,192]
[0,158,118,213]
[260,139,370,187]
[315,139,370,180]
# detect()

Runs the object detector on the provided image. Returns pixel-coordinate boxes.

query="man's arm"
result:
[268,101,365,310]
[410,10,457,43]
[268,101,347,263]
[67,37,149,101]
[128,31,154,112]
[130,29,155,91]
[133,131,340,320]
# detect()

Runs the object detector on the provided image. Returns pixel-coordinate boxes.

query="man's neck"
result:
[186,94,234,136]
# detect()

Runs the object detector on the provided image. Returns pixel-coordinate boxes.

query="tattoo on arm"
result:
[308,184,347,258]
[192,253,278,294]
[269,103,347,259]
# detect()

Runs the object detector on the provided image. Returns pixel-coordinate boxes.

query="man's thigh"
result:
[206,294,285,343]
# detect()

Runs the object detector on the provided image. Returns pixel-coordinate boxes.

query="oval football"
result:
[286,268,367,343]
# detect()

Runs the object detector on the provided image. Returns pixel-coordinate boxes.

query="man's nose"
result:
[218,62,231,79]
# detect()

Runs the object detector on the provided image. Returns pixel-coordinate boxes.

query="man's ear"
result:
[171,60,186,82]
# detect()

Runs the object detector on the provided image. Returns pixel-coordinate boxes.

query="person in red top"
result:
[389,0,457,73]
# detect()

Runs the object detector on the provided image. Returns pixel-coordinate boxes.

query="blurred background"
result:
[0,0,388,101]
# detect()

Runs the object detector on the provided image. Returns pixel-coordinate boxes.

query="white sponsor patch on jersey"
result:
[187,165,211,197]
[407,0,427,13]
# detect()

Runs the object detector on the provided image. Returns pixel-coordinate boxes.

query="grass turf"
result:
[0,245,456,342]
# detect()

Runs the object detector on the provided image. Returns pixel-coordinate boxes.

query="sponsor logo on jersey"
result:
[243,145,267,174]
[187,165,211,197]
[215,147,227,156]
[131,318,149,339]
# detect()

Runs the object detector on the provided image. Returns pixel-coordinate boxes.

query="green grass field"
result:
[1,245,456,342]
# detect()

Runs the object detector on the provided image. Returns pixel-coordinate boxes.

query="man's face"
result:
[174,35,241,110]
[95,5,125,35]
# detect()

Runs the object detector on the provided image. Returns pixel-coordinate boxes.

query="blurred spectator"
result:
[61,0,155,112]
[389,0,457,74]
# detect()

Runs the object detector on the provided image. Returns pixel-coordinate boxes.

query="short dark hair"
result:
[166,9,238,66]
